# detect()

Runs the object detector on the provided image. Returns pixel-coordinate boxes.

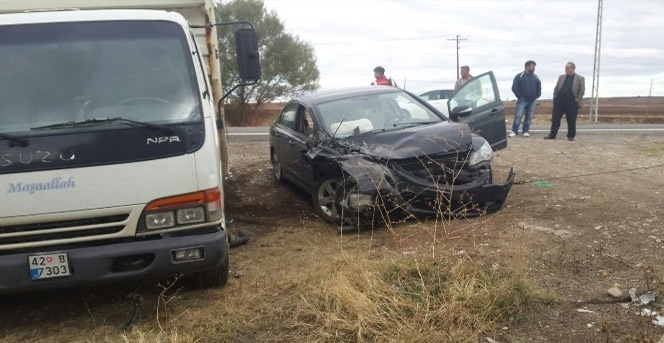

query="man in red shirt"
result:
[371,66,397,87]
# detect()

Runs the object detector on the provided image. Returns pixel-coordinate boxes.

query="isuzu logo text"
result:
[1,151,75,167]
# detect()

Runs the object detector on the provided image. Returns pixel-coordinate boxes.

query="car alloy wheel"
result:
[315,178,340,221]
[271,151,282,182]
[313,178,361,228]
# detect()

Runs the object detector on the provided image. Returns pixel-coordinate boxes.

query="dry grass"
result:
[106,141,555,343]
[83,219,555,343]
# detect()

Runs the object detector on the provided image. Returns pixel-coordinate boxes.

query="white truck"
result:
[0,0,260,293]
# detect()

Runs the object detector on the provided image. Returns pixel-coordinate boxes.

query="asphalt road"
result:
[227,124,664,142]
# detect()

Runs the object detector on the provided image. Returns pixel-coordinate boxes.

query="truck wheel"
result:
[191,250,229,288]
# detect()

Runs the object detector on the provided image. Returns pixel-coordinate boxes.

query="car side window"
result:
[279,102,297,130]
[449,75,488,111]
[419,92,432,101]
[295,105,315,138]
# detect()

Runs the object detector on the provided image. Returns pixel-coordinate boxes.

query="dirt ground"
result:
[1,131,663,343]
[222,132,664,342]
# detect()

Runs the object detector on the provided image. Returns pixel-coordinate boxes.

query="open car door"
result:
[447,71,507,151]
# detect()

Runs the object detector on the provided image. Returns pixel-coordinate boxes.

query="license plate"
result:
[28,253,71,280]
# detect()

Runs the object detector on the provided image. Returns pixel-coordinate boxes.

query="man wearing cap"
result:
[371,66,397,87]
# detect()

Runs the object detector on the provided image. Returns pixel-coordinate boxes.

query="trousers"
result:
[511,98,537,134]
[549,100,579,138]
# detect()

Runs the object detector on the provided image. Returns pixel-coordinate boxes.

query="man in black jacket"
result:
[545,62,585,141]
[509,60,541,138]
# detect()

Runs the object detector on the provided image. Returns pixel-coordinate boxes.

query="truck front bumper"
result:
[0,228,228,294]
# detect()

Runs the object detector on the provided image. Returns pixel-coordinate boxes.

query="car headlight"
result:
[469,140,493,167]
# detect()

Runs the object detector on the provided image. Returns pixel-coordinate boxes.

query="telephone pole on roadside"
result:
[590,0,603,122]
[448,34,467,79]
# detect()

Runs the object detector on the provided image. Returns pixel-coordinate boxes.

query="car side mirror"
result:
[450,106,472,122]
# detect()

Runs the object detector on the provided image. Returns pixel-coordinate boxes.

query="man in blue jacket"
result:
[509,60,541,137]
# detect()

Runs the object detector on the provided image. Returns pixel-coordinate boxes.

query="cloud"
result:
[261,0,664,98]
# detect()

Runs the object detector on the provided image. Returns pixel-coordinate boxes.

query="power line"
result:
[513,163,664,186]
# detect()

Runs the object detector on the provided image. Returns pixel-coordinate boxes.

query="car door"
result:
[271,102,299,181]
[447,71,507,151]
[286,103,315,190]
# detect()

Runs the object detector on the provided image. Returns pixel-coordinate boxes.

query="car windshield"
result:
[0,20,201,135]
[317,92,444,138]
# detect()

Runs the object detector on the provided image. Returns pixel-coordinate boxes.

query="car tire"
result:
[271,150,283,183]
[191,249,229,289]
[312,178,357,227]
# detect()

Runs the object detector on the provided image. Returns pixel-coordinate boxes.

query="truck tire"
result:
[191,249,229,288]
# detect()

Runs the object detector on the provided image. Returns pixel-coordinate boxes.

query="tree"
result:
[216,0,320,117]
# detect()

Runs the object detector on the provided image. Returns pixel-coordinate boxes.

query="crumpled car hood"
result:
[304,120,512,220]
[341,121,472,159]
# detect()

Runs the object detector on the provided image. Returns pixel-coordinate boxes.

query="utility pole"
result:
[590,0,603,122]
[647,78,653,118]
[448,34,467,79]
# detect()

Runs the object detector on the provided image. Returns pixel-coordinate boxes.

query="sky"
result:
[260,0,664,100]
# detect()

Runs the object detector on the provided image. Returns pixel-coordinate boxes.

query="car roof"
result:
[296,86,403,106]
[419,89,453,95]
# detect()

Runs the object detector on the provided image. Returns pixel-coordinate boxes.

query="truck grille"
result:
[0,214,128,245]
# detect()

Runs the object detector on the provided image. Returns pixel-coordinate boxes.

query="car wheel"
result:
[191,249,229,289]
[271,150,283,182]
[313,178,357,226]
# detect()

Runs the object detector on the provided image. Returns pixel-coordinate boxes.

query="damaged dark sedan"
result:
[269,71,514,226]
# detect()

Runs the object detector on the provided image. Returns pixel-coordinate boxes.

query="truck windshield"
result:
[0,20,201,135]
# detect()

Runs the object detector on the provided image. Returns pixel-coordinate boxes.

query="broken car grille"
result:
[392,150,478,185]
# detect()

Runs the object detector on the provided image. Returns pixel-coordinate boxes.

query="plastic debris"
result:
[532,181,555,187]
[653,314,664,327]
[639,291,658,305]
[629,288,638,303]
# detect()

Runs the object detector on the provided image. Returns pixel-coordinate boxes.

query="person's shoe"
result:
[522,132,530,137]
[543,135,555,140]
[568,137,575,141]
[508,131,517,138]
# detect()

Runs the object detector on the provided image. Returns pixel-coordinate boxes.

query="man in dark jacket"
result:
[545,62,585,141]
[509,60,541,137]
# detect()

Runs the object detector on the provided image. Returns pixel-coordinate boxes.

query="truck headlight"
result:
[177,207,206,224]
[469,140,493,167]
[145,211,175,230]
[142,187,223,231]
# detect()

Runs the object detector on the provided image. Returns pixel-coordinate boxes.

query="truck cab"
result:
[0,5,259,293]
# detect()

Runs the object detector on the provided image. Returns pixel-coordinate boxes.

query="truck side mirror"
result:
[235,28,261,82]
